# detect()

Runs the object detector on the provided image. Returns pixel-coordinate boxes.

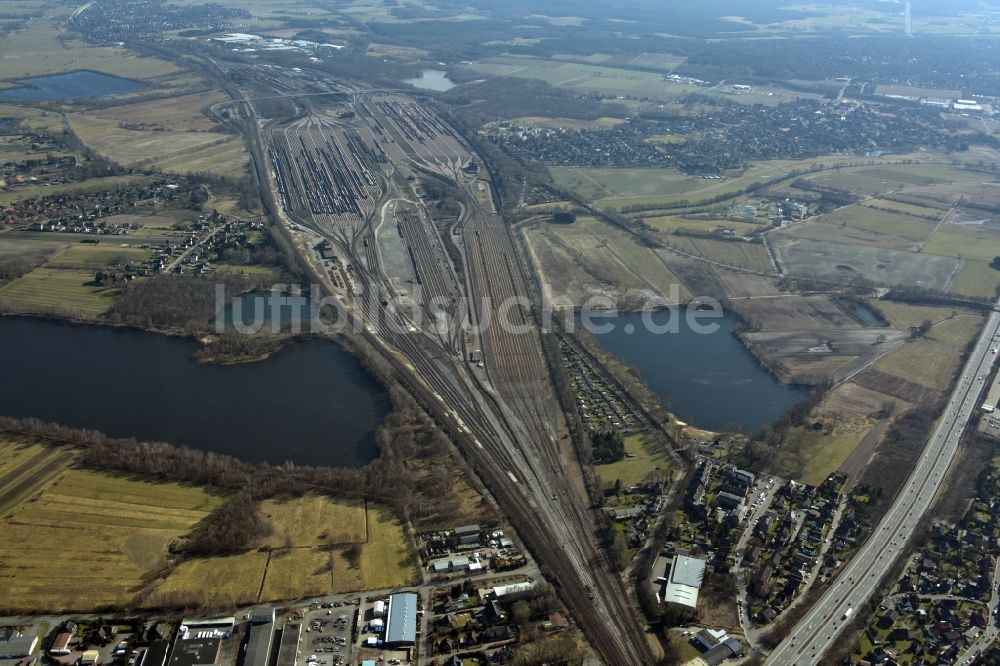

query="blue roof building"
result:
[384,593,418,646]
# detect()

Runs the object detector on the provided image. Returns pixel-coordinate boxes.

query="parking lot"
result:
[298,603,356,666]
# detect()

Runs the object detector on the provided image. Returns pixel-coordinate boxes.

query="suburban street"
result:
[768,303,1000,665]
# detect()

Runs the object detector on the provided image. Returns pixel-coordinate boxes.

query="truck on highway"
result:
[842,607,853,620]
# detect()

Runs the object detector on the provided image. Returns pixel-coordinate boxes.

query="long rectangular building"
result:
[242,621,275,666]
[274,623,300,666]
[384,593,418,646]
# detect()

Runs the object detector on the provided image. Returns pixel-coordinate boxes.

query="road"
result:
[767,304,1000,664]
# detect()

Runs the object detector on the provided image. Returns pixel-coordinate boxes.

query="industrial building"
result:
[167,638,221,666]
[0,635,38,659]
[274,623,301,666]
[179,618,235,639]
[242,609,276,666]
[489,581,535,600]
[384,593,418,646]
[140,641,171,666]
[662,554,706,610]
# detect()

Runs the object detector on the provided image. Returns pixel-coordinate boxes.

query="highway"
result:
[767,303,1000,664]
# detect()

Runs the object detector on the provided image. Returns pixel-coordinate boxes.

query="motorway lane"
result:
[768,306,1000,664]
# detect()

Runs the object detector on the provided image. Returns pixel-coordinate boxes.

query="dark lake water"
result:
[0,317,389,467]
[0,70,145,102]
[587,308,809,433]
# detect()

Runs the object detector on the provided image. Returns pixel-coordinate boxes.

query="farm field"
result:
[771,236,961,290]
[595,432,671,489]
[732,295,868,331]
[260,496,367,547]
[950,260,1000,299]
[0,241,155,316]
[0,462,223,613]
[88,91,230,132]
[0,175,150,205]
[261,548,356,600]
[148,551,268,608]
[523,215,689,306]
[861,198,948,217]
[800,162,986,197]
[871,301,969,331]
[874,312,984,392]
[0,266,116,316]
[0,231,70,265]
[922,224,1000,263]
[359,504,420,590]
[68,115,248,179]
[642,215,764,236]
[513,116,625,131]
[0,104,65,134]
[816,205,938,246]
[779,424,868,487]
[148,496,418,606]
[774,380,911,484]
[551,166,693,201]
[45,244,154,270]
[0,10,179,81]
[663,236,774,272]
[467,55,787,105]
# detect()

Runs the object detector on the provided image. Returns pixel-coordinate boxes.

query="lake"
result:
[404,69,456,92]
[0,70,145,102]
[0,317,389,467]
[586,308,809,433]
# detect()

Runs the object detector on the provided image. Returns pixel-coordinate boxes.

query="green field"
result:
[871,301,964,330]
[0,9,180,81]
[0,267,116,316]
[0,176,150,206]
[260,496,367,547]
[68,115,248,179]
[551,167,693,201]
[875,313,984,392]
[817,205,938,245]
[596,433,671,488]
[149,551,268,608]
[923,224,1000,262]
[780,425,867,487]
[0,459,223,613]
[468,55,787,105]
[149,496,418,606]
[950,260,1000,299]
[523,215,690,305]
[801,163,986,197]
[665,236,774,272]
[360,505,420,590]
[643,215,764,236]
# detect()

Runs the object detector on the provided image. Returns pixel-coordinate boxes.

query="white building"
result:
[661,554,706,610]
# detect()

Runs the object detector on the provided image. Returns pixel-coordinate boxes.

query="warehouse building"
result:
[0,635,38,659]
[274,623,301,666]
[140,641,171,666]
[662,554,706,610]
[384,593,418,646]
[242,611,276,666]
[167,639,221,666]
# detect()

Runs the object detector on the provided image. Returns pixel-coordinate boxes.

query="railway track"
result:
[250,76,651,664]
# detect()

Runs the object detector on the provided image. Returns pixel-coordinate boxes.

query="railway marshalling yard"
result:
[241,67,654,664]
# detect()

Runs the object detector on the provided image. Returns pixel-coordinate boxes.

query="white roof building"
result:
[662,554,706,609]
